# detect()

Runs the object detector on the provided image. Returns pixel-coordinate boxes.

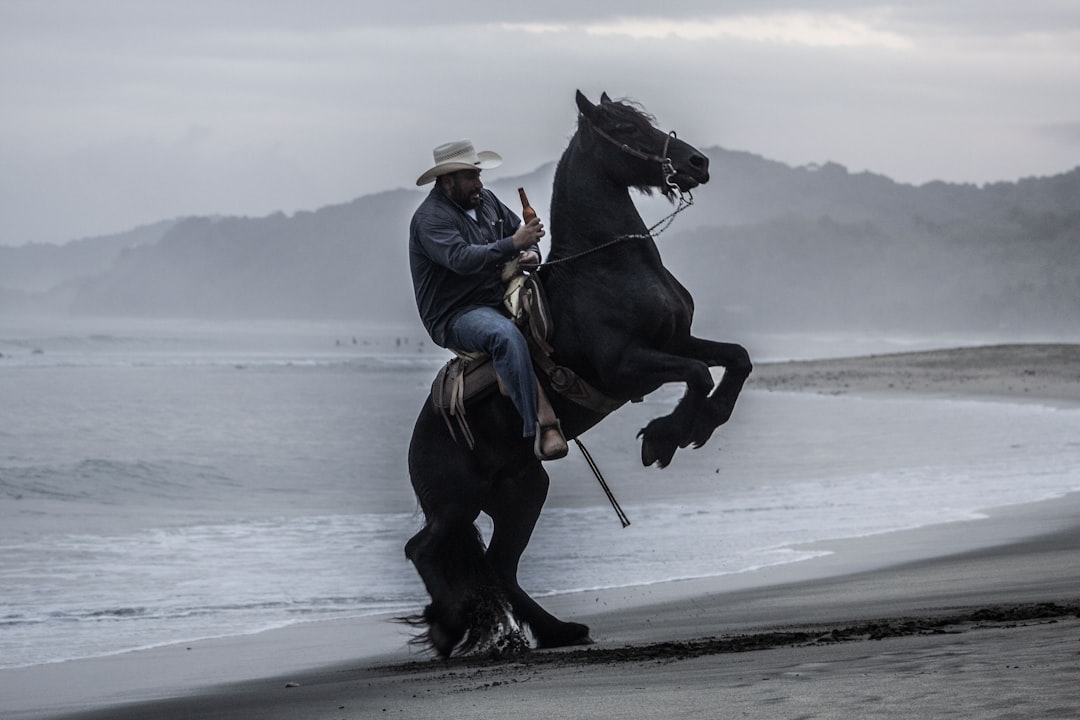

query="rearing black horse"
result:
[405,90,752,656]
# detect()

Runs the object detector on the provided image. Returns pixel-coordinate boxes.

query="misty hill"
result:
[69,190,422,323]
[2,149,1077,337]
[0,220,181,315]
[662,151,1080,335]
[0,220,178,294]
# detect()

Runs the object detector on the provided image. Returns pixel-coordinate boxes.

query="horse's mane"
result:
[577,97,667,198]
[577,96,657,130]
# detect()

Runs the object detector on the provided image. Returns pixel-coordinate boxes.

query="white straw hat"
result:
[416,140,503,186]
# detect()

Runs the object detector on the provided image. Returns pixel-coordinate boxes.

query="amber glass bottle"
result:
[518,187,537,223]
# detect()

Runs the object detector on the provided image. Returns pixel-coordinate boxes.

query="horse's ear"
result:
[600,92,612,104]
[575,90,598,121]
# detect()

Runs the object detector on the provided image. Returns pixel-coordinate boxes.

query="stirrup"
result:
[534,420,568,461]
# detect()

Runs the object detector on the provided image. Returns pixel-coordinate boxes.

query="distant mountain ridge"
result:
[0,220,178,293]
[2,149,1077,335]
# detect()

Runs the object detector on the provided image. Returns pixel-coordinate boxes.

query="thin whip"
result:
[574,437,631,528]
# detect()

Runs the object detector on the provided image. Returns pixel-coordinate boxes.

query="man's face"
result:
[443,170,484,210]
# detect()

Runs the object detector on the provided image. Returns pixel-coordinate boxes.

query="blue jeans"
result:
[445,306,537,438]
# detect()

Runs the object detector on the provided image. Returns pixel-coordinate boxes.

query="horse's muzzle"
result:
[674,153,709,190]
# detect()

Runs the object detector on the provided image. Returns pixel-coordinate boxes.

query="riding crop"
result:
[573,437,631,528]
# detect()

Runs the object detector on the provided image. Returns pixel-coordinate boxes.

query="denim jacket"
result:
[409,186,538,347]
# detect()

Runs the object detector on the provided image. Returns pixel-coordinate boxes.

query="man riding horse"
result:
[410,140,569,461]
[403,92,752,658]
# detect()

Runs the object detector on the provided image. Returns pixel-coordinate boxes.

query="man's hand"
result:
[518,249,541,269]
[512,218,545,250]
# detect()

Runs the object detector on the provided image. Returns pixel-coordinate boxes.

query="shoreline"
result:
[4,342,1079,719]
[18,491,1078,720]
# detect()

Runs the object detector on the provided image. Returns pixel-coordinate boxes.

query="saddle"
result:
[430,350,500,449]
[431,267,624,449]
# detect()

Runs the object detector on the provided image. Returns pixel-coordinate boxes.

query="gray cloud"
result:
[2,1,1078,246]
[1037,122,1080,145]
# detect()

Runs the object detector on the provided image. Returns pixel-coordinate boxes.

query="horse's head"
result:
[575,90,710,198]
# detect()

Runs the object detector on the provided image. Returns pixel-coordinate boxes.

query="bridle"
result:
[588,123,683,195]
[539,119,696,269]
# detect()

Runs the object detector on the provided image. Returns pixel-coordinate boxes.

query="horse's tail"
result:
[401,520,527,658]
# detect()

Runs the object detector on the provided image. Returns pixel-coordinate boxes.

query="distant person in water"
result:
[409,139,567,461]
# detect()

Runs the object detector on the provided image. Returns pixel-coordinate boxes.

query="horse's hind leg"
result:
[484,462,592,649]
[404,515,492,657]
[405,404,515,657]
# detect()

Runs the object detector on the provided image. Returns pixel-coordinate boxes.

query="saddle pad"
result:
[430,355,499,412]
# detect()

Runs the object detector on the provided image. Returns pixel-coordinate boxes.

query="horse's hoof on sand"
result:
[422,609,466,658]
[535,622,593,649]
[427,623,459,658]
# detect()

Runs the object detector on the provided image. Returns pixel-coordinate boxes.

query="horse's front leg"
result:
[610,345,715,468]
[677,337,752,448]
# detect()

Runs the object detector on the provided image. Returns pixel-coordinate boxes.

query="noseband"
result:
[587,122,682,194]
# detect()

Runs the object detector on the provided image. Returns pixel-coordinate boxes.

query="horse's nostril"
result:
[691,154,707,169]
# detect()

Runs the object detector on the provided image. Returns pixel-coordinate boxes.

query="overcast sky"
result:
[2,1,1078,246]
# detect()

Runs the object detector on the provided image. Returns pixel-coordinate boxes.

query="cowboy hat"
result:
[416,140,503,186]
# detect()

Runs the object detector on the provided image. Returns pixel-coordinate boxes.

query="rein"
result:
[539,124,695,270]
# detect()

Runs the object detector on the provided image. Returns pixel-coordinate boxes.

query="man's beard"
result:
[443,173,480,209]
[453,187,481,210]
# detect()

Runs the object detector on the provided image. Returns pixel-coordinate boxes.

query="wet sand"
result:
[750,342,1080,406]
[5,343,1079,720]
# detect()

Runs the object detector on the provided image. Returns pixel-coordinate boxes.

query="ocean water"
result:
[1,319,1078,670]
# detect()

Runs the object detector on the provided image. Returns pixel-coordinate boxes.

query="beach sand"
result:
[5,343,1079,720]
[751,342,1080,406]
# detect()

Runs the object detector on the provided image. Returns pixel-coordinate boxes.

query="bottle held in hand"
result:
[518,187,537,224]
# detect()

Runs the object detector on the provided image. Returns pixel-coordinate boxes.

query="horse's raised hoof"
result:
[687,404,723,449]
[638,412,691,468]
[638,428,678,468]
[534,621,593,650]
